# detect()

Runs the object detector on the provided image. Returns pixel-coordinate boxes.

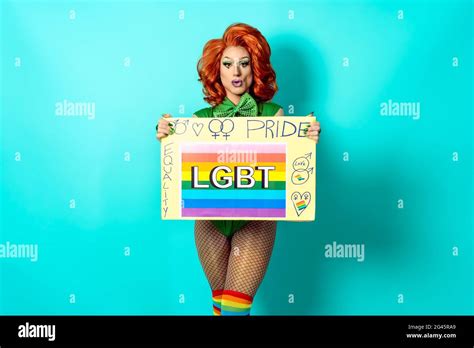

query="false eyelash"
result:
[223,62,249,68]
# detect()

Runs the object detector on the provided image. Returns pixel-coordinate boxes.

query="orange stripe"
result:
[223,290,253,301]
[222,294,252,305]
[182,161,285,173]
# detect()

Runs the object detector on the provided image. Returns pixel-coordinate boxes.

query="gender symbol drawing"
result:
[169,119,189,135]
[291,152,314,185]
[208,119,235,139]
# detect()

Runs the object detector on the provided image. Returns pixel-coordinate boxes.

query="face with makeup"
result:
[220,46,253,105]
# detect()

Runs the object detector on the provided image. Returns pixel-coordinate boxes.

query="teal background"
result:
[1,0,472,315]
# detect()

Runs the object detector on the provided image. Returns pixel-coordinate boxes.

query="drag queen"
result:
[156,23,321,315]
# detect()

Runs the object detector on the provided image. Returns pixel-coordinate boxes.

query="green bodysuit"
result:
[193,93,282,238]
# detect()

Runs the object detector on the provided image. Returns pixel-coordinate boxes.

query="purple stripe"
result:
[182,208,286,217]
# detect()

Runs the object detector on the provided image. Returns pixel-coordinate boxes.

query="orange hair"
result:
[197,23,278,106]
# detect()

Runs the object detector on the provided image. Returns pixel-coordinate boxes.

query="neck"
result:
[226,90,250,106]
[226,94,241,106]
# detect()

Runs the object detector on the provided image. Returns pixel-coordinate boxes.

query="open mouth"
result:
[232,80,243,87]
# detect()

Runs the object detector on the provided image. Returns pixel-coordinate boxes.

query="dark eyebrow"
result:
[223,56,250,60]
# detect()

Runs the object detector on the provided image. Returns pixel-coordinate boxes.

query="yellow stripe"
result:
[221,300,252,309]
[182,170,286,182]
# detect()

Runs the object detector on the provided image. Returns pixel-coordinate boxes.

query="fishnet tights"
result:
[194,220,277,298]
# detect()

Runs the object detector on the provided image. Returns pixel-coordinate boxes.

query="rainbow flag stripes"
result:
[220,290,253,316]
[212,289,223,316]
[181,143,286,218]
[296,200,307,211]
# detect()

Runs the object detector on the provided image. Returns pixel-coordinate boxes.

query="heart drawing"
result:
[192,122,204,136]
[291,191,311,216]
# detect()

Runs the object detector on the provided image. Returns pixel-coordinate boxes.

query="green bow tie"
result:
[213,92,258,117]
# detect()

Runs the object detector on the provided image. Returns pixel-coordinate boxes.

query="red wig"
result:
[197,23,278,106]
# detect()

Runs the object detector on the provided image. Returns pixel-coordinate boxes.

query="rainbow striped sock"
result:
[212,289,223,316]
[220,290,253,316]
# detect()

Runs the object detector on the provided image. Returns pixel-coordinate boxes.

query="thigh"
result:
[225,220,277,297]
[194,220,231,290]
[194,220,231,255]
[232,220,277,248]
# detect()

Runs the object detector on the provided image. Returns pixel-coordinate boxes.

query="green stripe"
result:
[220,305,251,312]
[181,180,286,190]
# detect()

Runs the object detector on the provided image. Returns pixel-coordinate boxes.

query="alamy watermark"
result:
[0,241,38,262]
[324,241,365,262]
[380,99,420,120]
[217,149,257,165]
[18,322,55,341]
[55,99,95,120]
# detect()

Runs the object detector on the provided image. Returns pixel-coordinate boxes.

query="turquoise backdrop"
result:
[1,0,472,315]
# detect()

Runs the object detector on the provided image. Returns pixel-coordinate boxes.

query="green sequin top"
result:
[193,95,282,237]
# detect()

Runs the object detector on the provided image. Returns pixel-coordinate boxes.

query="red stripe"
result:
[222,289,253,302]
[212,289,224,297]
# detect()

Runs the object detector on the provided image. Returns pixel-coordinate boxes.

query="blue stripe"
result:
[221,309,250,316]
[182,189,286,200]
[182,199,286,209]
